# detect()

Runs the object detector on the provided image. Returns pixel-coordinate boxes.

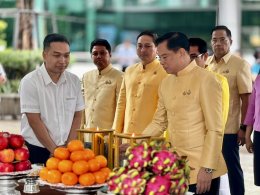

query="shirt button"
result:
[96,87,99,90]
[92,109,94,112]
[94,98,96,101]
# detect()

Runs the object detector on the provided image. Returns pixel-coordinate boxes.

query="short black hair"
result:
[155,32,189,52]
[189,38,207,54]
[43,33,70,51]
[211,25,232,38]
[136,30,158,43]
[90,39,111,54]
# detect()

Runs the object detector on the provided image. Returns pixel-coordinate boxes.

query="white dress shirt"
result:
[19,64,85,147]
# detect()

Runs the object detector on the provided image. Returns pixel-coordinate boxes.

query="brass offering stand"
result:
[77,128,114,169]
[113,133,151,168]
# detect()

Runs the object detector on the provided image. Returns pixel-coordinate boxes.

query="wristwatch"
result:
[204,168,214,174]
[240,124,247,132]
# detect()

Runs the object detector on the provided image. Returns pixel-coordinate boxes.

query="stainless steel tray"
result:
[38,179,107,194]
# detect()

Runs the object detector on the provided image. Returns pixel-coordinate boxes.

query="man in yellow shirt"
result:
[113,31,167,134]
[189,37,229,124]
[143,32,227,195]
[207,25,252,195]
[81,39,123,130]
[189,37,230,194]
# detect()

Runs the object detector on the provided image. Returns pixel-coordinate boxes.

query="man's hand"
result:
[237,129,246,146]
[245,137,253,153]
[196,168,213,194]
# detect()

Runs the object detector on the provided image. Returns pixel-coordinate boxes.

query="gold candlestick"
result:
[113,132,151,167]
[77,128,114,169]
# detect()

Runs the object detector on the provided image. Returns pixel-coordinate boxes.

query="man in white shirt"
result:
[19,33,85,164]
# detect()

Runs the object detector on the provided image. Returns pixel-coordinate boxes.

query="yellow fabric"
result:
[143,61,227,184]
[207,52,252,134]
[205,66,230,126]
[112,59,167,134]
[81,64,123,129]
[164,67,230,142]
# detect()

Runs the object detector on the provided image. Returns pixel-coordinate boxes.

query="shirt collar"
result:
[138,58,160,71]
[209,52,232,65]
[97,64,113,75]
[177,60,197,76]
[39,64,67,85]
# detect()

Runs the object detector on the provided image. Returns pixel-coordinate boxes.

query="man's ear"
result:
[203,52,209,61]
[179,48,187,56]
[229,38,233,45]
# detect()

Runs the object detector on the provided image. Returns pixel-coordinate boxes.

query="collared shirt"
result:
[244,75,260,132]
[19,64,85,147]
[113,58,167,134]
[143,61,227,184]
[82,64,123,129]
[207,52,252,134]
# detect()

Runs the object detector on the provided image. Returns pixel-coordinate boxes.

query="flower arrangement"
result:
[108,141,190,195]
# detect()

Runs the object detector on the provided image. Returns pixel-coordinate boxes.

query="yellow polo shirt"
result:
[113,58,167,134]
[143,61,227,184]
[207,52,252,134]
[81,64,123,129]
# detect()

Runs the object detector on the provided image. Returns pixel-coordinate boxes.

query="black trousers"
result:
[222,134,245,195]
[253,131,260,186]
[25,141,50,164]
[189,177,220,195]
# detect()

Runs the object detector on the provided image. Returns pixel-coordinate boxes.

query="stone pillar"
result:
[85,0,96,51]
[217,0,241,52]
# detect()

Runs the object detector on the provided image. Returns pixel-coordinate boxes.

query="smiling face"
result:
[211,29,232,60]
[42,42,70,78]
[91,45,111,71]
[136,35,157,65]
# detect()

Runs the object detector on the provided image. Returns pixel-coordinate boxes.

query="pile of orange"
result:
[39,140,111,186]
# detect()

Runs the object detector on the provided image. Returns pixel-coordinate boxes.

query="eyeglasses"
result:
[190,53,204,61]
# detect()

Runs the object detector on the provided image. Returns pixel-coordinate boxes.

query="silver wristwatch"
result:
[204,168,214,174]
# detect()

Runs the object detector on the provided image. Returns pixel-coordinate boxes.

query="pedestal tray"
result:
[38,179,107,194]
[0,169,32,195]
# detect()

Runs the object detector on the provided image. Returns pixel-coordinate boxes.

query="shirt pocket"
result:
[65,97,77,112]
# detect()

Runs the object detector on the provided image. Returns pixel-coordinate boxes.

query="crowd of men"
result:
[17,25,259,195]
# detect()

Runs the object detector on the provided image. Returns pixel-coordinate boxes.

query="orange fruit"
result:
[72,160,89,175]
[61,172,78,186]
[100,167,111,179]
[95,155,107,168]
[58,160,73,173]
[83,148,95,160]
[46,157,60,170]
[47,169,62,184]
[39,167,49,181]
[88,158,100,172]
[67,140,84,152]
[79,173,95,186]
[70,151,88,162]
[54,147,70,160]
[93,171,106,184]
